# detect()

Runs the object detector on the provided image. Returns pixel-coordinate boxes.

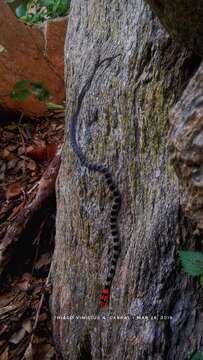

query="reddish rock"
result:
[0,3,66,117]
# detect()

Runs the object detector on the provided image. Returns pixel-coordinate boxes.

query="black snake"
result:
[69,55,121,307]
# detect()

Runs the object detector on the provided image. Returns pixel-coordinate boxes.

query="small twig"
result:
[31,261,53,340]
[18,113,26,174]
[27,182,39,195]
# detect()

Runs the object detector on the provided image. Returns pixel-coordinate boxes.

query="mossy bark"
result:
[168,63,203,230]
[145,0,203,56]
[51,1,202,359]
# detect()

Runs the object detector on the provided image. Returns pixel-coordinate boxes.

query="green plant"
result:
[6,0,70,24]
[190,351,203,360]
[47,102,64,110]
[179,250,203,287]
[11,80,50,101]
[10,80,64,111]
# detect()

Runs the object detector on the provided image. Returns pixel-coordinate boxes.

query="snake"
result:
[69,54,121,307]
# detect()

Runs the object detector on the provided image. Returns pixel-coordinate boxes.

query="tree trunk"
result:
[51,1,202,359]
[145,0,203,56]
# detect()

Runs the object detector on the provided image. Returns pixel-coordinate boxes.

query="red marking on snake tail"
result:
[100,288,110,307]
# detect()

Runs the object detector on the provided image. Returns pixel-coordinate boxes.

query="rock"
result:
[0,3,66,117]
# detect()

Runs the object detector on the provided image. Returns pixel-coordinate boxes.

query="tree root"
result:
[0,147,62,277]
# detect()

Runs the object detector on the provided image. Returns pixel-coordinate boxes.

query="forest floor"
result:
[0,111,64,360]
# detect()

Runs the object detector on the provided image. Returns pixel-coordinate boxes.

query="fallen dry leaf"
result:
[30,337,55,360]
[38,313,48,322]
[9,201,26,220]
[0,149,15,161]
[15,159,26,172]
[2,131,16,140]
[5,182,22,200]
[22,319,32,334]
[9,327,26,345]
[0,347,8,360]
[7,159,18,170]
[26,146,47,162]
[46,143,58,161]
[26,143,58,162]
[34,253,51,270]
[0,294,13,308]
[24,342,33,360]
[0,340,6,347]
[6,144,18,152]
[18,146,25,156]
[4,123,18,131]
[27,160,38,172]
[16,273,32,292]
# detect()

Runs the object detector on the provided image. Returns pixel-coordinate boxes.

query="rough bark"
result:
[145,0,203,56]
[168,64,203,230]
[0,2,66,117]
[52,1,202,359]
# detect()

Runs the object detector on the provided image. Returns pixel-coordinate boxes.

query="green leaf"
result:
[16,4,27,18]
[47,102,64,110]
[191,352,203,360]
[6,0,16,4]
[14,80,32,90]
[11,88,32,101]
[37,90,50,101]
[40,0,54,6]
[20,15,33,23]
[200,275,203,287]
[179,251,203,276]
[31,83,50,101]
[39,0,69,17]
[30,13,45,24]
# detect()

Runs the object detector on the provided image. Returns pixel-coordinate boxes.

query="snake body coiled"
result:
[69,55,121,307]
